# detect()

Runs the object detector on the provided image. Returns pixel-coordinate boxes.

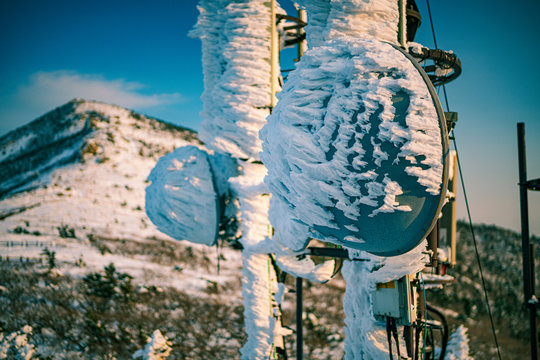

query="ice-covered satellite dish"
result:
[145,146,229,246]
[261,39,449,257]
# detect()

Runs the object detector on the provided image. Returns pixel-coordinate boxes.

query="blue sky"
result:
[0,0,539,236]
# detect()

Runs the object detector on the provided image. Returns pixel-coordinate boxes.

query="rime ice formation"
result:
[228,161,292,358]
[260,39,444,255]
[229,162,271,249]
[229,160,336,283]
[342,260,388,359]
[296,0,400,48]
[145,148,287,359]
[240,252,278,359]
[145,146,237,246]
[190,0,275,160]
[259,0,447,358]
[186,2,296,358]
[275,253,335,283]
[445,326,473,360]
[342,243,428,359]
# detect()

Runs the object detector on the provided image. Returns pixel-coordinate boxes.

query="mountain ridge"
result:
[0,98,219,278]
[0,98,198,198]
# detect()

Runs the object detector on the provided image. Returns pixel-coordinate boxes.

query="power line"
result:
[452,134,503,360]
[425,0,438,49]
[425,1,503,359]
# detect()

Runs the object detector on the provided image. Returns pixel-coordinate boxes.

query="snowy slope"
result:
[0,99,243,295]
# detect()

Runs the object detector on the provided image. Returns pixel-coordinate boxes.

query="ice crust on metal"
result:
[260,38,446,256]
[145,146,236,246]
[190,0,274,160]
[296,0,400,48]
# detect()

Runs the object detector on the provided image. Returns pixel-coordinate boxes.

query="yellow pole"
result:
[449,152,457,266]
[270,0,278,110]
[297,8,306,60]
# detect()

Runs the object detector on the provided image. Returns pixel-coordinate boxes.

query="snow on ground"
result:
[0,100,243,298]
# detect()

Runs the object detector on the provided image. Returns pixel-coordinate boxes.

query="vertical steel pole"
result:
[426,219,440,269]
[532,244,536,298]
[517,122,538,360]
[296,277,303,360]
[398,0,407,47]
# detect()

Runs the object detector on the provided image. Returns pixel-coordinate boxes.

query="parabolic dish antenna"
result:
[145,146,222,246]
[261,40,449,257]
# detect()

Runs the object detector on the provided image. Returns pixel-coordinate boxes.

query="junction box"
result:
[372,274,417,326]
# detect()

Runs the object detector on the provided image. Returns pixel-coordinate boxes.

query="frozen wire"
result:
[452,134,503,360]
[425,1,503,358]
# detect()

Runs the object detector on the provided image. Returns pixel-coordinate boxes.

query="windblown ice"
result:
[188,2,302,357]
[145,146,237,246]
[190,0,275,160]
[296,0,400,48]
[445,325,473,360]
[228,161,298,359]
[260,38,445,254]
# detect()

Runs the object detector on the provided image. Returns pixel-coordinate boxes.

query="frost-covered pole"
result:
[229,164,284,359]
[342,260,384,358]
[189,1,285,358]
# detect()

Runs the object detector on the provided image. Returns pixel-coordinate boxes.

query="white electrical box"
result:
[372,274,417,325]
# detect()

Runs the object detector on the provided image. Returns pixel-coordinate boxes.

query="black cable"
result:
[427,0,453,106]
[216,237,221,276]
[425,1,503,359]
[442,85,450,111]
[387,318,394,360]
[426,304,449,360]
[425,0,438,50]
[452,134,503,360]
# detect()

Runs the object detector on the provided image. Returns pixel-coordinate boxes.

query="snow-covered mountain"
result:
[0,99,244,293]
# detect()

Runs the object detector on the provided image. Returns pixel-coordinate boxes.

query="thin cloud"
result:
[0,70,184,135]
